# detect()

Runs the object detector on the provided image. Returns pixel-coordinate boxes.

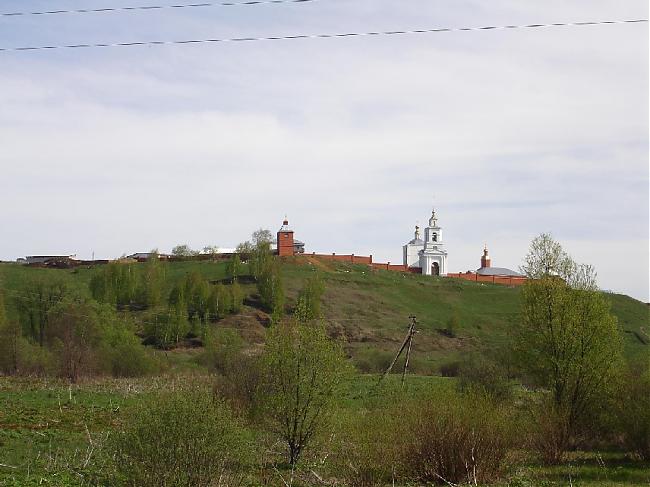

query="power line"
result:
[1,0,315,17]
[1,19,646,53]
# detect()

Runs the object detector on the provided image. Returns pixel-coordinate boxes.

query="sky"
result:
[0,0,648,301]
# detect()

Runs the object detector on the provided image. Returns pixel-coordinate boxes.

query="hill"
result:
[1,257,647,374]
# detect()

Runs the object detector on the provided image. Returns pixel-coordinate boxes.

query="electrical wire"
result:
[1,19,646,53]
[1,0,315,17]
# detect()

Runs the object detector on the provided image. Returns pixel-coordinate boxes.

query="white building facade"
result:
[402,209,448,276]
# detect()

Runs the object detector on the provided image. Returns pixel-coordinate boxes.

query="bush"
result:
[439,360,461,377]
[344,389,513,486]
[457,352,513,401]
[98,321,156,377]
[111,389,252,487]
[354,349,393,374]
[399,390,512,484]
[617,359,650,460]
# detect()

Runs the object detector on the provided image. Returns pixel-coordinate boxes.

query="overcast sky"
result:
[0,0,648,301]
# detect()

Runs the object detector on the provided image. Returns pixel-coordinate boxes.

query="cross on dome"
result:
[429,208,437,227]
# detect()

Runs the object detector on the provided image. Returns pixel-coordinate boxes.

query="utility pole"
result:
[379,315,418,385]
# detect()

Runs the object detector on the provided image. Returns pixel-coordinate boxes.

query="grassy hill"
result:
[1,256,647,374]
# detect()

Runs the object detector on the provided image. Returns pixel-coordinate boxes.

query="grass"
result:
[1,257,647,374]
[1,374,648,486]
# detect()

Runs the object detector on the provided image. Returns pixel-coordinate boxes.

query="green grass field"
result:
[1,257,648,370]
[1,258,648,486]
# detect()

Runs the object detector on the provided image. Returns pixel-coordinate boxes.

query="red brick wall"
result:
[305,253,373,264]
[446,272,527,286]
[277,231,294,256]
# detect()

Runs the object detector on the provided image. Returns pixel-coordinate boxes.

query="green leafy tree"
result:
[140,250,166,308]
[90,262,139,308]
[295,276,325,322]
[16,277,68,346]
[0,291,22,374]
[257,320,349,466]
[208,283,231,319]
[202,245,220,259]
[516,234,623,462]
[182,272,210,322]
[252,228,273,246]
[226,254,242,282]
[258,261,284,322]
[230,282,244,314]
[47,297,106,382]
[171,244,198,258]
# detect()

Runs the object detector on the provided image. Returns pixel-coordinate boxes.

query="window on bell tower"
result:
[432,233,437,242]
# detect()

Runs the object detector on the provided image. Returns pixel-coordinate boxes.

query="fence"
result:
[446,272,527,286]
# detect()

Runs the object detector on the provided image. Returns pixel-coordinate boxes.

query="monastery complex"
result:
[276,209,526,286]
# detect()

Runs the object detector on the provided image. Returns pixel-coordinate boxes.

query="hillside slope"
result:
[1,258,647,374]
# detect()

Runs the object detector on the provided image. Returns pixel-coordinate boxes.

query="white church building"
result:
[403,208,448,276]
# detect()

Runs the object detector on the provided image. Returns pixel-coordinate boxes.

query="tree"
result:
[516,234,623,462]
[257,320,349,466]
[16,277,68,346]
[294,276,325,322]
[258,260,284,322]
[171,244,198,258]
[202,245,220,259]
[47,298,106,382]
[208,283,230,320]
[230,282,244,314]
[226,254,242,282]
[140,250,166,308]
[182,272,210,322]
[0,291,21,374]
[90,262,139,308]
[252,228,273,246]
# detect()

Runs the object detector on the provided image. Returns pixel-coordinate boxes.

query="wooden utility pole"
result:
[379,315,418,385]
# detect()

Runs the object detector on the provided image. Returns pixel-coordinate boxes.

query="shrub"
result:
[344,389,513,486]
[354,349,393,374]
[457,352,513,401]
[257,321,350,466]
[98,320,155,377]
[439,360,461,377]
[111,389,252,487]
[617,359,650,460]
[398,390,512,484]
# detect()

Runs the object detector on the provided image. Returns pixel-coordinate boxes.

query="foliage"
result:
[251,228,273,246]
[98,319,155,377]
[204,329,263,415]
[171,244,198,258]
[257,259,284,321]
[139,250,166,308]
[343,388,513,486]
[230,281,244,313]
[111,389,252,487]
[15,276,68,346]
[144,306,189,349]
[89,255,165,309]
[207,283,231,319]
[294,275,325,322]
[181,271,210,322]
[202,245,220,257]
[516,234,624,462]
[616,358,650,460]
[457,352,513,401]
[257,320,349,466]
[444,313,459,337]
[226,254,242,281]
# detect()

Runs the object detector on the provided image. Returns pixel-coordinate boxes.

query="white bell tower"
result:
[419,208,448,276]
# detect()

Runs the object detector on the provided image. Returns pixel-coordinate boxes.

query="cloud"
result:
[0,0,647,300]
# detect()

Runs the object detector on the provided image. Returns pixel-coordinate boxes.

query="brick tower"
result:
[480,245,491,268]
[277,218,294,257]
